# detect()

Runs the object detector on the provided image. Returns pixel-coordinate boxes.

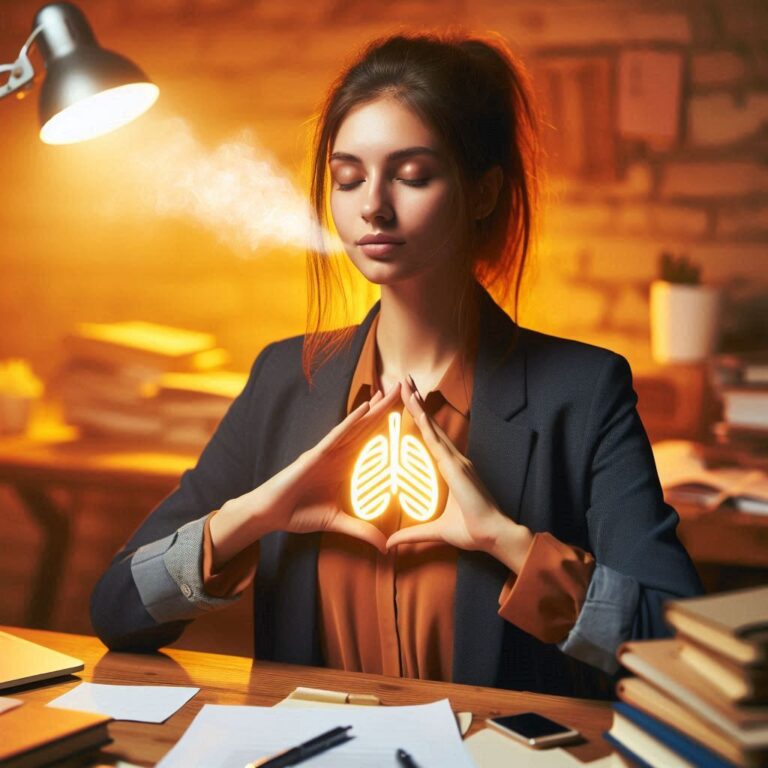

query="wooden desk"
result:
[0,415,195,628]
[676,502,768,568]
[4,626,613,766]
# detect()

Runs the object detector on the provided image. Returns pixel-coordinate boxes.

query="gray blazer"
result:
[91,287,701,698]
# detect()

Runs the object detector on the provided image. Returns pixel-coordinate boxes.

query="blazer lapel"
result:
[453,291,536,687]
[260,304,380,665]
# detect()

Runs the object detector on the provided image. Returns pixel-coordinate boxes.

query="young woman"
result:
[91,34,701,698]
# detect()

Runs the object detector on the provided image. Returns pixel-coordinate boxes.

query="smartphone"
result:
[486,712,581,748]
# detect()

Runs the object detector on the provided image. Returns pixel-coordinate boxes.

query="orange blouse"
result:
[201,314,596,679]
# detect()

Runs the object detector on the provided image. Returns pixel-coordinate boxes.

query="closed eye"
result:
[335,180,364,191]
[397,178,430,187]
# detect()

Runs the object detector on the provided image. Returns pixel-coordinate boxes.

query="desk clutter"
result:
[607,585,768,767]
[53,321,247,449]
[653,440,768,515]
[711,353,768,458]
[0,359,43,435]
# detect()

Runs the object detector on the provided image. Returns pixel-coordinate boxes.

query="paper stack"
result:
[55,321,245,449]
[605,586,768,767]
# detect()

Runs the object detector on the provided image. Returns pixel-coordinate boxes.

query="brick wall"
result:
[1,0,766,375]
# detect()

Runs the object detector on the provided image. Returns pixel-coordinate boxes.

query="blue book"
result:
[605,702,738,768]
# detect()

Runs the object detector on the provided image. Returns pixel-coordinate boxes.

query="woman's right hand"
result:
[209,384,401,567]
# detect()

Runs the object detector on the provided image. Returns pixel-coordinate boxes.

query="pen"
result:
[246,725,353,768]
[396,747,421,768]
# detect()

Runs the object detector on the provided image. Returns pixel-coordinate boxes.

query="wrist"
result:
[210,494,277,567]
[487,515,534,573]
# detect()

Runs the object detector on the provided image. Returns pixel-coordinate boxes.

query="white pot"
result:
[650,280,720,363]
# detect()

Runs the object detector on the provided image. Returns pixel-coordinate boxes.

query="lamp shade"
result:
[33,3,158,144]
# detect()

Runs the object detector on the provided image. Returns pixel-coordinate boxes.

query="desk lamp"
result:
[0,2,158,144]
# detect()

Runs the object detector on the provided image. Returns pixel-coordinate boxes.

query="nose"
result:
[361,173,394,224]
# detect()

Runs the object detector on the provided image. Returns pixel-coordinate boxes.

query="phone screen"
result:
[490,713,572,739]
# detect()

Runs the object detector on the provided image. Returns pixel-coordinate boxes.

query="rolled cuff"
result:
[498,532,595,644]
[557,563,641,675]
[131,516,239,624]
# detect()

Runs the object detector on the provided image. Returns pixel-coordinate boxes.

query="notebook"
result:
[0,702,111,768]
[0,632,84,691]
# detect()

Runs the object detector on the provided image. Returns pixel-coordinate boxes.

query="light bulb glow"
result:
[350,412,439,522]
[40,82,159,144]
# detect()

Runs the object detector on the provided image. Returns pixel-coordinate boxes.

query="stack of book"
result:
[711,354,768,455]
[606,586,768,767]
[55,321,245,449]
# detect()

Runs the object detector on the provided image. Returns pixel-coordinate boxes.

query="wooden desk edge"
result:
[3,626,614,765]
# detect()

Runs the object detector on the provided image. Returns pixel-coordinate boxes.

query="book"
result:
[617,676,768,767]
[64,321,228,374]
[0,702,111,768]
[617,640,768,736]
[605,702,736,768]
[722,388,768,431]
[712,354,768,389]
[679,639,768,704]
[664,587,768,665]
[0,631,83,691]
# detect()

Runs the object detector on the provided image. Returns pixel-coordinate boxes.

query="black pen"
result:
[247,725,353,768]
[396,747,421,768]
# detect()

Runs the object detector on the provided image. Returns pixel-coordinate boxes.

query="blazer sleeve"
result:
[557,352,703,674]
[89,344,273,651]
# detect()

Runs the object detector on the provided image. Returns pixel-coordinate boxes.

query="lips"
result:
[356,234,405,245]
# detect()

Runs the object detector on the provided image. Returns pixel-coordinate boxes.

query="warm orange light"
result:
[351,411,439,522]
[40,82,159,145]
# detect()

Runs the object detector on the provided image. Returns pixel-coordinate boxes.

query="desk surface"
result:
[0,414,195,491]
[3,627,613,766]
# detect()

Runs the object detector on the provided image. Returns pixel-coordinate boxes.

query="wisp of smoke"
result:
[131,117,339,255]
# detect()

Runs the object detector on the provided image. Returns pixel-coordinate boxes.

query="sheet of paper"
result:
[465,729,624,768]
[158,699,474,767]
[0,696,22,715]
[273,694,474,736]
[47,682,199,723]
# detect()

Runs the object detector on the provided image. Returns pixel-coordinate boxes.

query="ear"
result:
[473,166,503,220]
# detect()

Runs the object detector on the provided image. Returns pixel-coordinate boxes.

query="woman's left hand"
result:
[385,376,534,573]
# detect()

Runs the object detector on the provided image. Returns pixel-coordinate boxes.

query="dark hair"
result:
[303,32,541,382]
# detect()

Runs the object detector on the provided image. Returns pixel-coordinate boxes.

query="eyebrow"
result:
[329,146,441,163]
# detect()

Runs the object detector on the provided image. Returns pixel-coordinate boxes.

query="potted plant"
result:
[650,252,720,363]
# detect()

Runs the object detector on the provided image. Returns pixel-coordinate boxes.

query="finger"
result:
[407,397,452,463]
[321,388,388,451]
[312,400,371,454]
[386,521,444,549]
[402,377,463,461]
[337,383,401,447]
[326,514,387,554]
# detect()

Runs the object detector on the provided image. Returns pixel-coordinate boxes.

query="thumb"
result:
[325,514,387,554]
[387,521,444,550]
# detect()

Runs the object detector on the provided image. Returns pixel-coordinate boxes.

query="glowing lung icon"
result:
[350,411,439,522]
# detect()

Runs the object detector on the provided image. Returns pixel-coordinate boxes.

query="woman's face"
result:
[329,97,463,287]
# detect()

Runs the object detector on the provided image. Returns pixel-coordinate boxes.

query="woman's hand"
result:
[210,385,401,567]
[386,376,533,573]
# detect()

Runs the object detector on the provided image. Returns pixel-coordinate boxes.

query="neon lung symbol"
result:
[350,411,439,522]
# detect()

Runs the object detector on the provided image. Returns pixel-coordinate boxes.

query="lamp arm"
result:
[0,25,44,100]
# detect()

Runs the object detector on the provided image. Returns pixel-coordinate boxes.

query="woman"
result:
[91,34,701,698]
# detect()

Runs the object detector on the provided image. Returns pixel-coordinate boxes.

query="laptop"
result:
[0,631,84,690]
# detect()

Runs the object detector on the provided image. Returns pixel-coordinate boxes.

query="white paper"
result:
[465,729,623,768]
[158,699,474,768]
[47,682,199,723]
